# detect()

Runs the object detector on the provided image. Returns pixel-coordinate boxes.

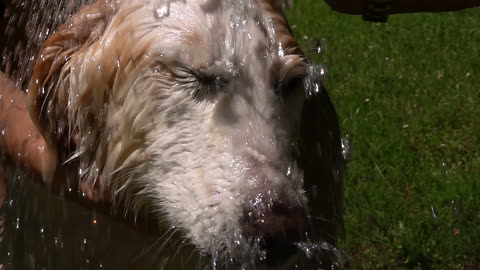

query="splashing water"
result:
[341,135,352,161]
[304,64,328,98]
[296,241,344,270]
[1,0,94,88]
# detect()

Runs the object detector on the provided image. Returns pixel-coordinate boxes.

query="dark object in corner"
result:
[362,0,391,22]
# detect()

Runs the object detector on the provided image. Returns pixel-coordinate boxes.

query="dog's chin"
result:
[218,239,343,270]
[174,193,309,267]
[142,159,308,266]
[191,238,339,270]
[195,236,300,270]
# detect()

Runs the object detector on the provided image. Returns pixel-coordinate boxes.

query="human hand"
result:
[0,72,109,203]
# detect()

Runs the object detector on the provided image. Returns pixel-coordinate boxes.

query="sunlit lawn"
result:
[288,1,480,269]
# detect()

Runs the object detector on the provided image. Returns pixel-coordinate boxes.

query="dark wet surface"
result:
[0,175,343,270]
[0,173,205,270]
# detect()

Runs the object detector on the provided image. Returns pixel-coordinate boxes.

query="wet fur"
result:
[27,0,344,266]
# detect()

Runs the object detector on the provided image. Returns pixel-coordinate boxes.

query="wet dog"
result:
[27,0,344,268]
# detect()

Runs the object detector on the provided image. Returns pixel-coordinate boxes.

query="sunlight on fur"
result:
[26,0,344,268]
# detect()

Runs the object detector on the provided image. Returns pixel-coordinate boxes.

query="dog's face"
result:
[28,0,344,267]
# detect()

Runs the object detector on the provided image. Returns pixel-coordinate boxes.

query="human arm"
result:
[0,71,48,176]
[0,71,110,201]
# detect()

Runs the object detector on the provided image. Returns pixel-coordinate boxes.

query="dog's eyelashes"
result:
[192,72,228,101]
[197,72,229,90]
[174,67,229,101]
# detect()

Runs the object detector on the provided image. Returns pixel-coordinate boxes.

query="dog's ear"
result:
[27,1,114,145]
[299,67,345,246]
[26,1,115,183]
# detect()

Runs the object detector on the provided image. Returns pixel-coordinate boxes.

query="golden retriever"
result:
[24,0,344,267]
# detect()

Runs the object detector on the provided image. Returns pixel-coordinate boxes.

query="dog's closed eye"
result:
[177,67,229,102]
[194,71,230,101]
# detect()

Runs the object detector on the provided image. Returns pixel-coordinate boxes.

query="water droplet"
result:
[319,66,327,79]
[286,164,292,177]
[296,241,344,268]
[442,162,449,175]
[430,205,438,219]
[154,1,170,19]
[304,65,327,97]
[341,136,351,161]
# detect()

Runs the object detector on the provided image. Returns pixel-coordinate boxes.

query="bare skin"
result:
[0,71,109,203]
[0,72,52,176]
[324,0,480,15]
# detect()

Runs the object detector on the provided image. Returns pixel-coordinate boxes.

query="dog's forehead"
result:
[136,0,280,70]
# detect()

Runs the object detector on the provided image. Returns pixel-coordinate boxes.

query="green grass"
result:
[287,2,480,269]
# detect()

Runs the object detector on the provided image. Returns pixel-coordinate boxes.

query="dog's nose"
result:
[242,190,306,264]
[243,198,305,239]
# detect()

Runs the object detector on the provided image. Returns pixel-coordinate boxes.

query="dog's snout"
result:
[243,190,306,241]
[242,190,305,265]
